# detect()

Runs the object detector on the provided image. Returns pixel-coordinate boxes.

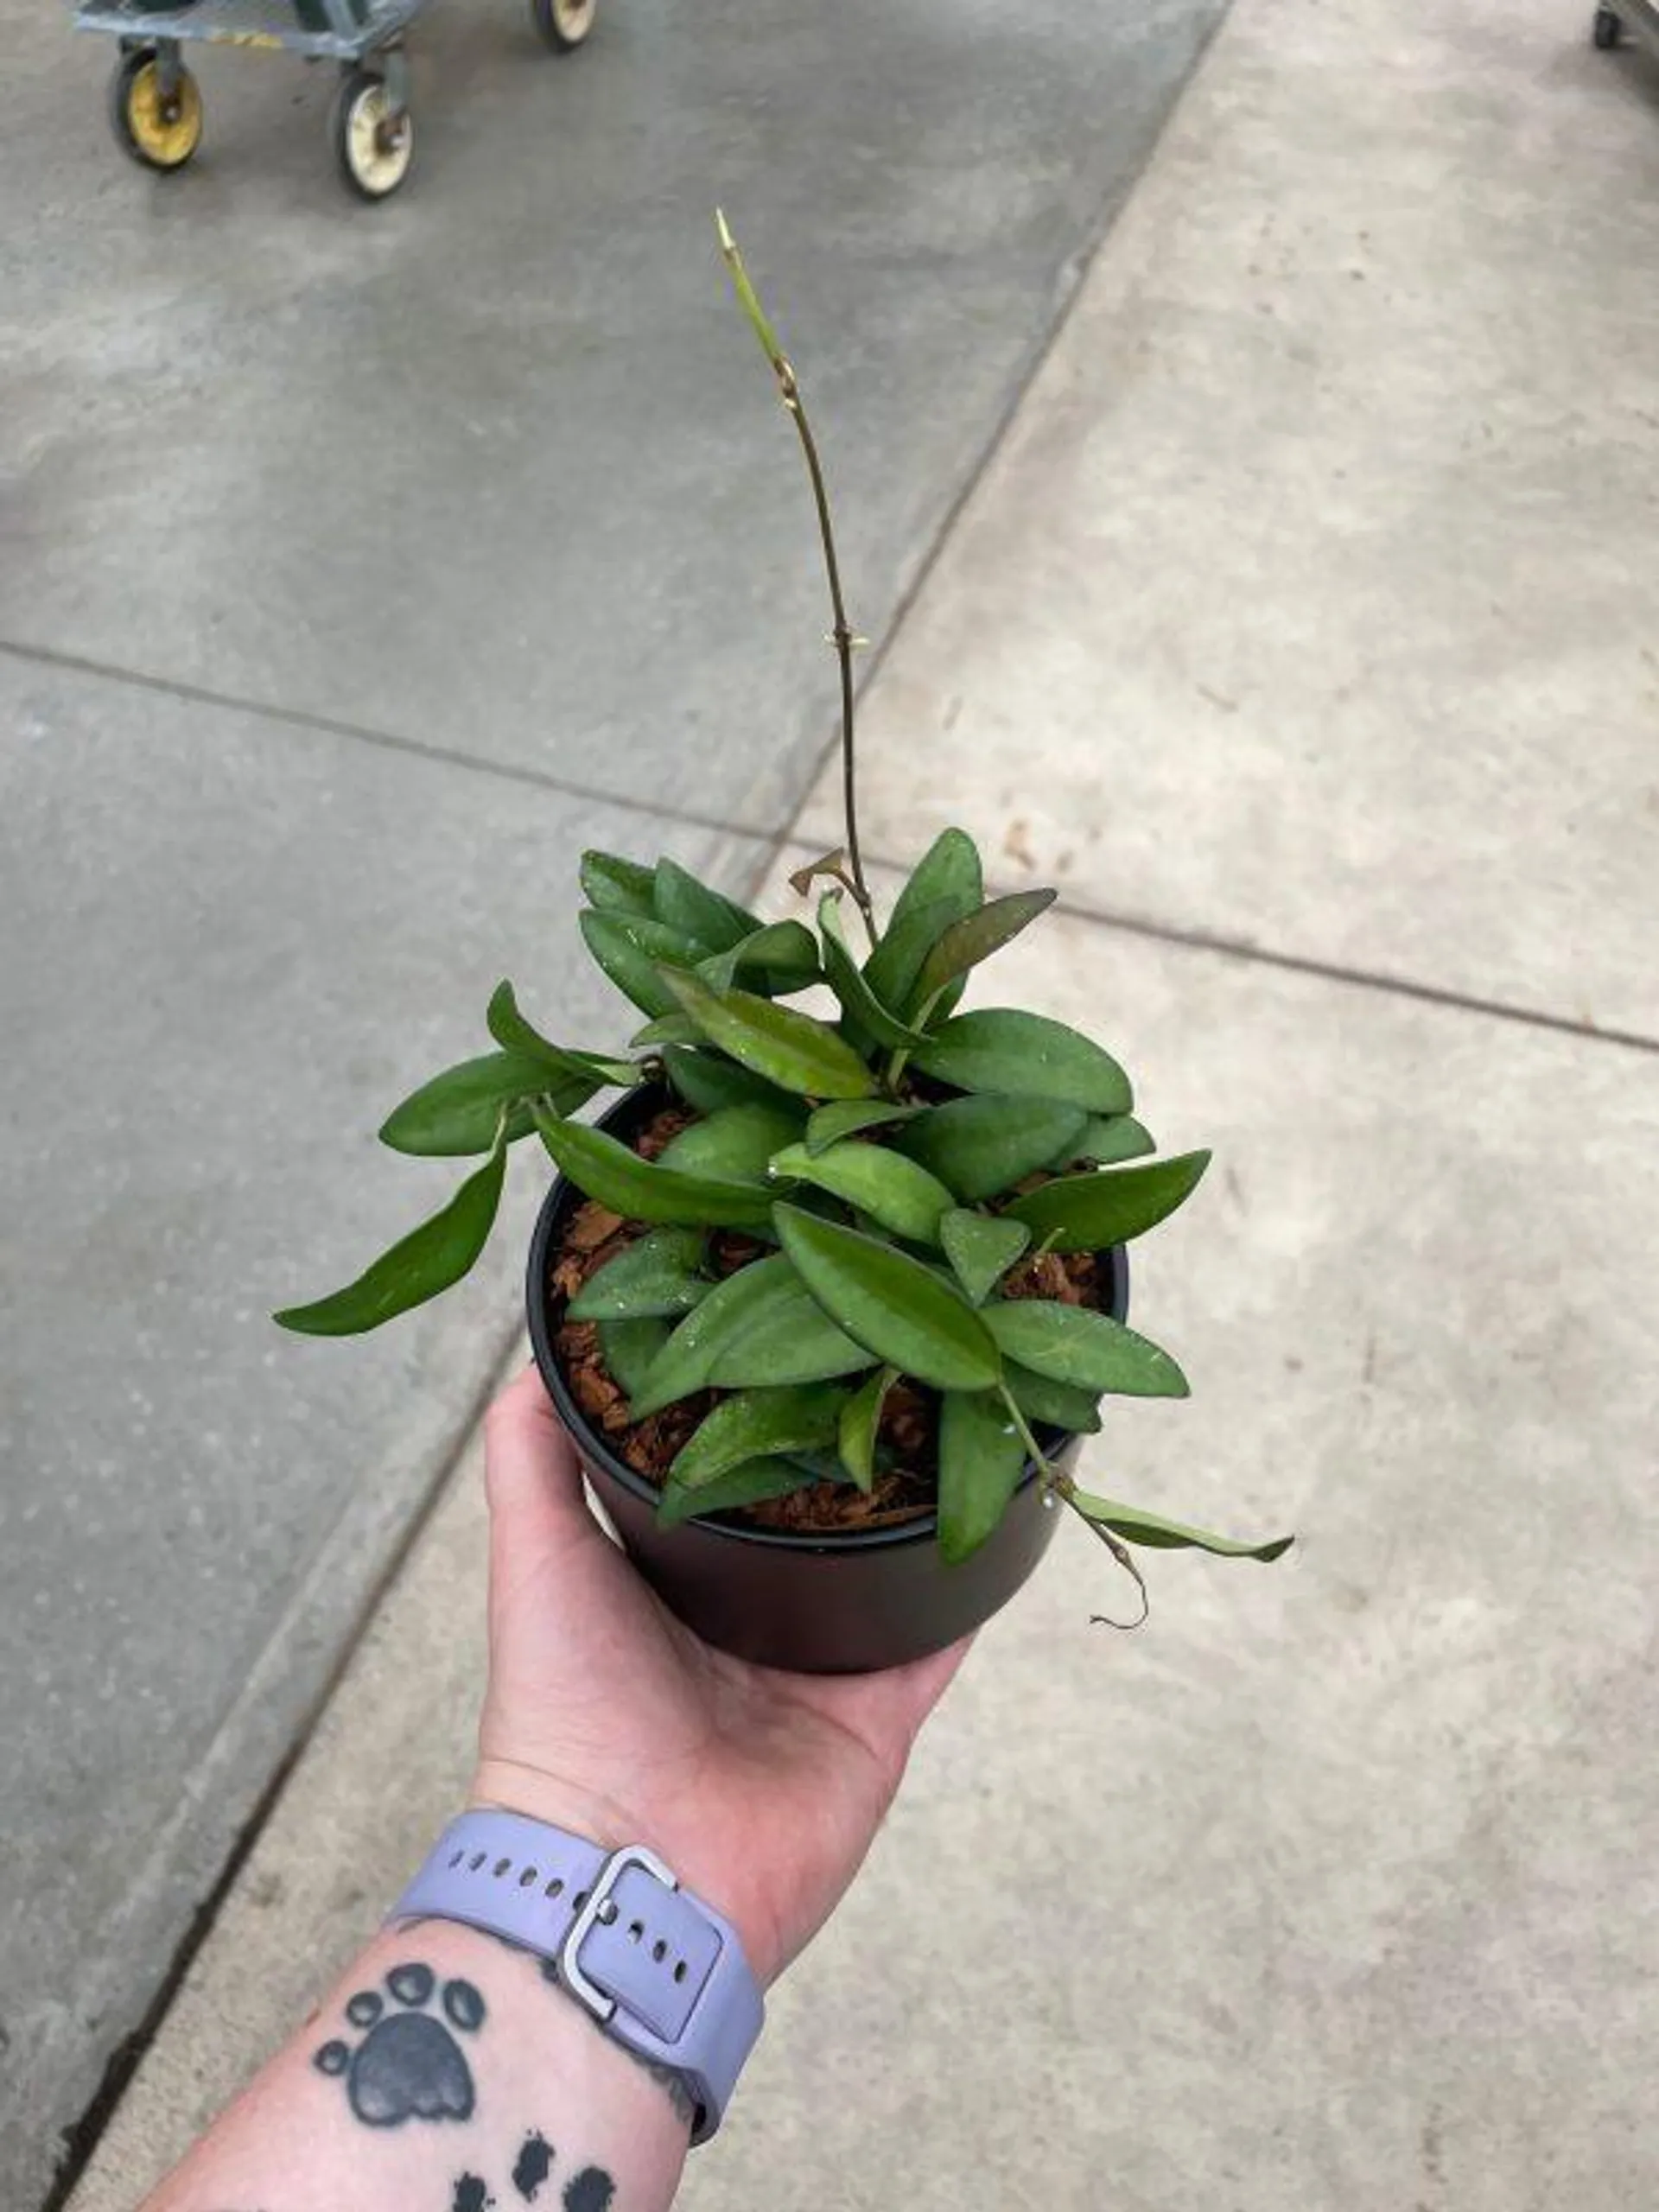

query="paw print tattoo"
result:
[312,1961,486,2126]
[454,2133,614,2212]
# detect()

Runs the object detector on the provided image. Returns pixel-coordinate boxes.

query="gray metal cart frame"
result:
[74,0,597,198]
[1591,0,1659,65]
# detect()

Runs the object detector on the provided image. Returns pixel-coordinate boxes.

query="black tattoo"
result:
[311,1962,486,2126]
[512,2130,556,2199]
[453,2180,493,2212]
[562,2168,615,2212]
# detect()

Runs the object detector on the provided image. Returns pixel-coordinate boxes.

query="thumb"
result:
[482,1364,603,1564]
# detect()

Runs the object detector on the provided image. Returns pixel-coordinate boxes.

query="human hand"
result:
[471,1367,968,1986]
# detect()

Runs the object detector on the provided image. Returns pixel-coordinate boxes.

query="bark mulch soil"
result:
[548,1105,1105,1535]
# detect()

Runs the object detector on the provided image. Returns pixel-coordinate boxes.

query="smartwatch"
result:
[390,1809,763,2143]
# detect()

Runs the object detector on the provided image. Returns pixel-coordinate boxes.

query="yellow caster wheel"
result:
[531,0,596,52]
[109,48,203,173]
[331,67,414,200]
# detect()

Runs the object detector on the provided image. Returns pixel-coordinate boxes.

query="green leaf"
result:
[886,827,984,943]
[486,982,638,1088]
[773,1205,1001,1392]
[581,910,713,1020]
[703,1279,875,1388]
[661,1046,799,1117]
[1076,1115,1155,1166]
[581,849,658,918]
[276,1125,507,1336]
[533,1108,773,1231]
[652,857,761,955]
[379,1051,584,1157]
[913,888,1057,1004]
[1068,1486,1294,1563]
[768,1141,954,1244]
[629,1255,795,1416]
[837,1365,896,1491]
[805,1100,923,1154]
[938,1389,1027,1564]
[912,1010,1132,1115]
[629,1014,702,1048]
[597,1317,671,1403]
[670,1382,847,1488]
[897,1094,1089,1203]
[818,894,929,1051]
[658,1102,806,1185]
[657,1454,812,1529]
[1003,1361,1103,1435]
[567,1227,709,1321]
[1005,1151,1211,1252]
[861,893,961,1022]
[698,919,821,995]
[982,1300,1188,1398]
[659,969,876,1101]
[940,1209,1031,1304]
[716,208,788,373]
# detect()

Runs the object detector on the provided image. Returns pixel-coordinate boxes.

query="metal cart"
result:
[74,0,597,199]
[1591,0,1659,65]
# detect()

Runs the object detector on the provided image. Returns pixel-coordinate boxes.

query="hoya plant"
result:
[276,219,1291,1618]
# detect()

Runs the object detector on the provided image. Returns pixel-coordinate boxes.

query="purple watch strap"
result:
[390,1811,763,2143]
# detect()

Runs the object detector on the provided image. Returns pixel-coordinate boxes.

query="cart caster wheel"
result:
[1592,5,1623,45]
[531,0,596,52]
[331,68,414,200]
[109,48,203,172]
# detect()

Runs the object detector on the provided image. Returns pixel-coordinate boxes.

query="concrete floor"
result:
[0,0,1230,2202]
[17,0,1659,2204]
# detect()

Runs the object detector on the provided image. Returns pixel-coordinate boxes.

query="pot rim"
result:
[524,1084,1131,1554]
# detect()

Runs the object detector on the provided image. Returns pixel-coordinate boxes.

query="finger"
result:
[887,1633,973,1731]
[482,1364,601,1558]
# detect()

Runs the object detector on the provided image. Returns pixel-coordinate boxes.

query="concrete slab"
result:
[799,0,1659,1040]
[69,861,1659,2212]
[0,0,1225,830]
[0,652,765,2209]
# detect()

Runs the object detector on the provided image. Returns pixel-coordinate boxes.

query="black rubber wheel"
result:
[109,47,203,171]
[330,67,414,200]
[1592,6,1624,47]
[531,0,596,52]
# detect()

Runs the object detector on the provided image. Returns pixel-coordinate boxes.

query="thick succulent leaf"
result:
[983,1300,1188,1398]
[657,1102,806,1185]
[534,1108,773,1232]
[629,1255,797,1416]
[380,1051,584,1157]
[581,849,658,918]
[860,893,961,1022]
[940,1208,1031,1304]
[567,1227,709,1321]
[913,888,1057,1004]
[703,1279,875,1389]
[1003,1360,1103,1435]
[670,1382,848,1487]
[660,969,876,1101]
[581,911,712,1019]
[698,919,821,995]
[276,1126,507,1335]
[773,1205,1001,1392]
[597,1316,671,1403]
[1068,1485,1294,1562]
[912,1010,1132,1115]
[805,1099,923,1154]
[818,893,929,1051]
[652,857,761,955]
[837,1364,896,1491]
[938,1389,1027,1564]
[883,827,983,944]
[898,1094,1088,1203]
[1006,1151,1211,1252]
[629,1014,702,1049]
[656,1454,813,1529]
[1076,1114,1155,1166]
[661,1046,799,1117]
[769,1141,953,1244]
[486,982,638,1087]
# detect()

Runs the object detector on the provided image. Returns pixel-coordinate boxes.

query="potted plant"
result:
[276,219,1292,1672]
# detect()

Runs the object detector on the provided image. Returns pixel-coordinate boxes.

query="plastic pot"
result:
[526,1085,1130,1675]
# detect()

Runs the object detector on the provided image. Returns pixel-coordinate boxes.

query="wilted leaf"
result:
[1006,1151,1211,1251]
[1068,1485,1294,1562]
[773,1205,1001,1392]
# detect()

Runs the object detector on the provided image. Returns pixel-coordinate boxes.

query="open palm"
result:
[473,1367,967,1985]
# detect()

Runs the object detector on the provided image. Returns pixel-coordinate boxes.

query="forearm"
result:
[143,1916,690,2212]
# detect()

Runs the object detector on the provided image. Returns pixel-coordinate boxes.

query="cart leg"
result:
[1592,6,1624,47]
[155,37,181,98]
[381,41,410,122]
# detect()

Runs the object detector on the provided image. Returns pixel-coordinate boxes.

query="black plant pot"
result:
[526,1086,1130,1675]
